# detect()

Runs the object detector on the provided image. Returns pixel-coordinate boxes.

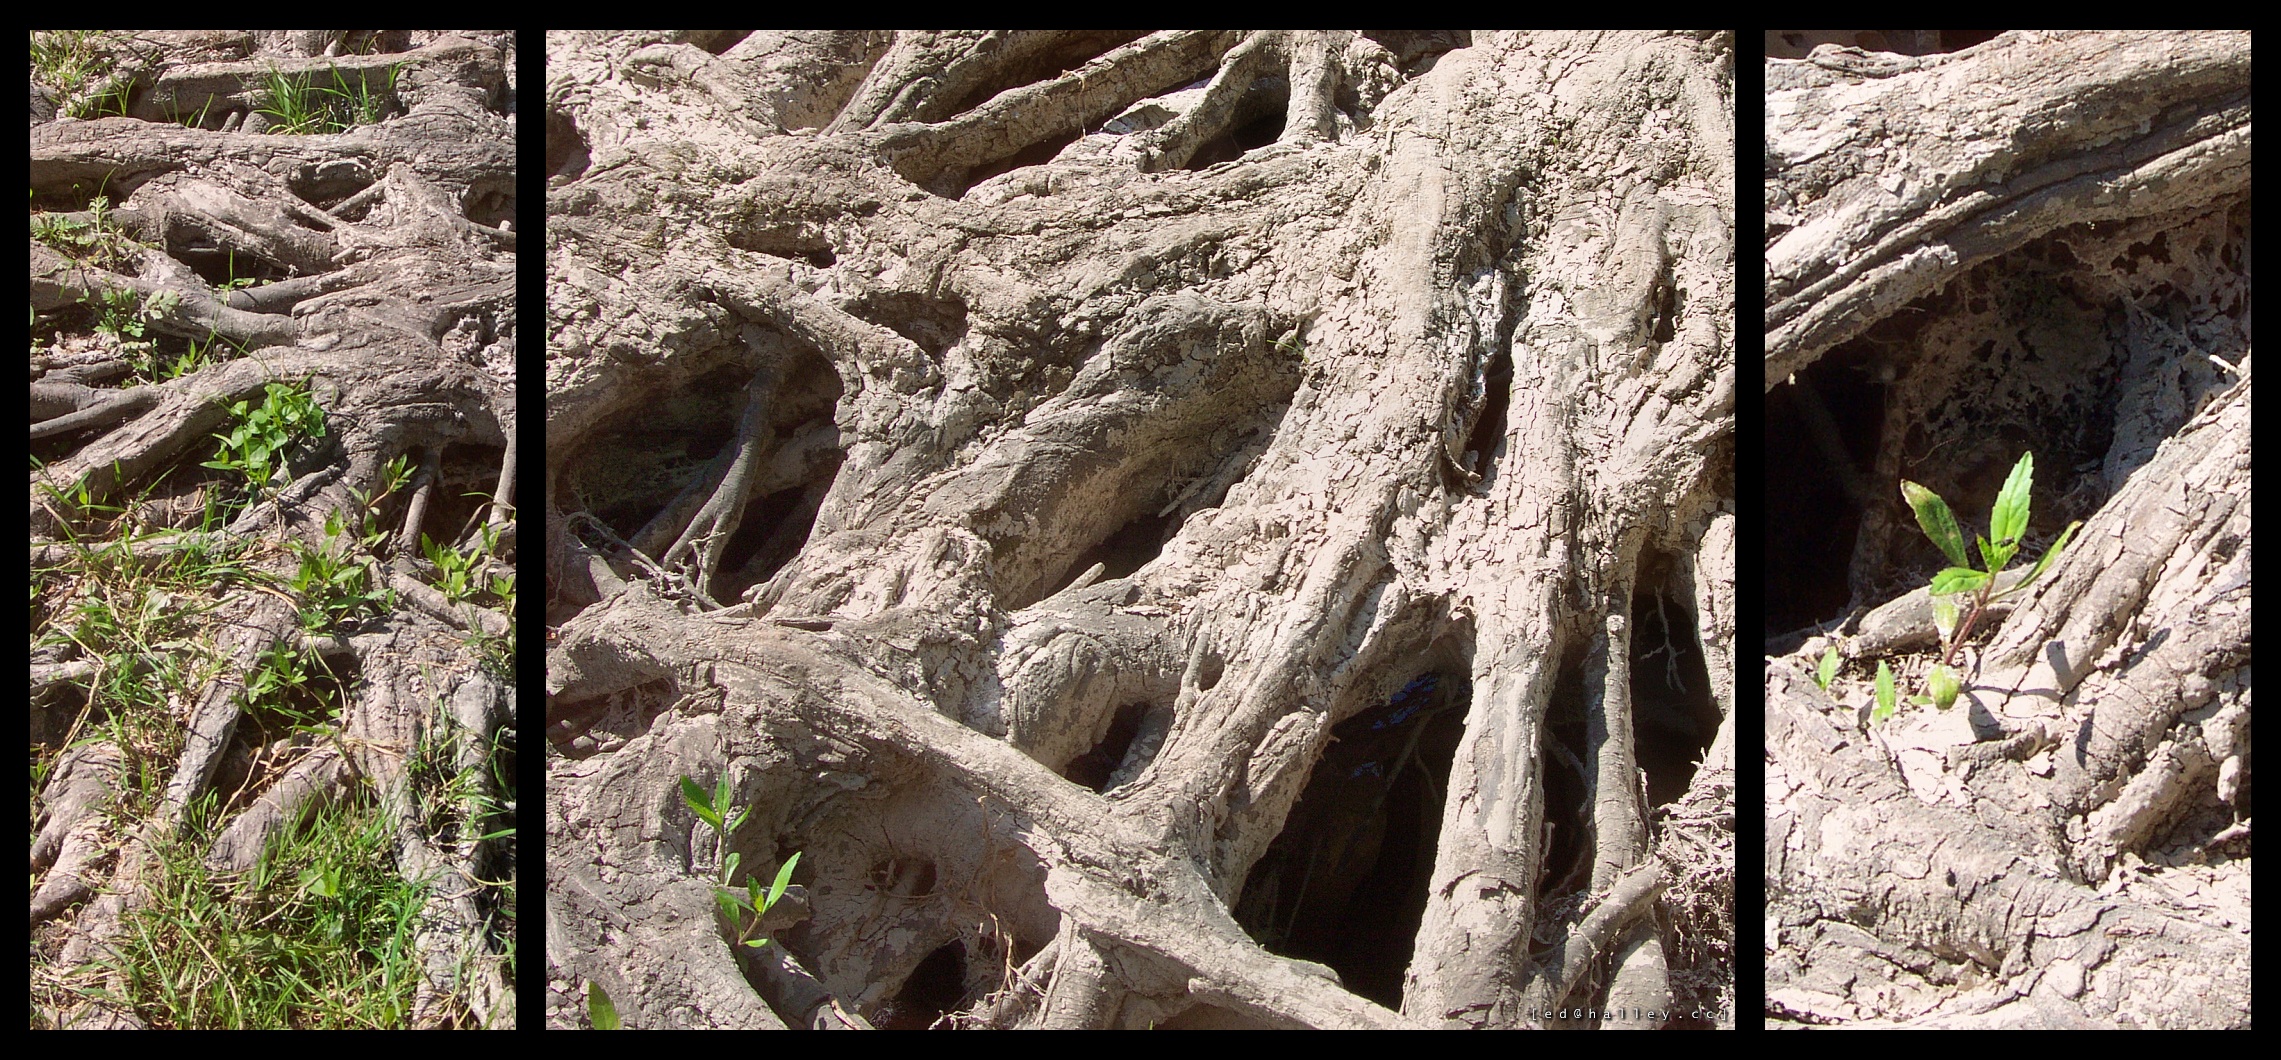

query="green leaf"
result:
[2005,520,2083,596]
[1901,480,1972,569]
[714,776,734,827]
[679,775,711,813]
[1929,567,1990,596]
[1991,452,2033,547]
[588,981,621,1030]
[1816,646,1839,690]
[722,851,741,884]
[1977,534,2017,577]
[745,936,773,949]
[715,888,743,922]
[1871,661,1897,725]
[765,851,801,912]
[679,775,721,831]
[1928,664,1961,710]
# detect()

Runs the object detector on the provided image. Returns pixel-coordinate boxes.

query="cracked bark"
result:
[547,29,1734,1030]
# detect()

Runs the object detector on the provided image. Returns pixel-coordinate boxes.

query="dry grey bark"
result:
[1762,31,2250,1028]
[30,31,517,1028]
[546,29,1734,1029]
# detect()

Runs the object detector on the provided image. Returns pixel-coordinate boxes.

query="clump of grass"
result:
[29,31,143,119]
[254,63,400,135]
[29,30,116,99]
[76,793,432,1028]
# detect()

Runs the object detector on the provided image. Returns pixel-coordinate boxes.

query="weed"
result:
[422,532,484,603]
[28,30,115,99]
[31,191,145,272]
[1868,450,2081,723]
[201,381,328,500]
[282,455,414,630]
[418,506,514,669]
[243,639,336,728]
[85,286,180,368]
[587,982,622,1029]
[288,535,390,631]
[679,774,802,952]
[162,93,215,130]
[152,332,230,382]
[72,78,134,119]
[1901,451,2079,666]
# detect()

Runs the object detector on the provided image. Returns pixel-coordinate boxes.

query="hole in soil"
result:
[544,677,678,760]
[718,342,846,606]
[285,162,374,209]
[1052,511,1173,595]
[1195,649,1225,692]
[1462,349,1513,481]
[462,181,514,231]
[1235,669,1467,1009]
[843,290,966,359]
[1763,348,1883,638]
[877,939,966,1030]
[725,220,840,268]
[553,368,748,543]
[176,245,295,289]
[1629,552,1717,808]
[421,443,508,551]
[951,128,1081,198]
[545,107,590,182]
[715,463,840,605]
[1155,1003,1273,1030]
[1183,79,1288,171]
[684,31,751,55]
[1530,642,1592,928]
[1061,701,1150,792]
[1359,31,1473,73]
[940,32,1147,117]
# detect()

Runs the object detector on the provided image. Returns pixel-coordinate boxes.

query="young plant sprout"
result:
[1874,450,2081,719]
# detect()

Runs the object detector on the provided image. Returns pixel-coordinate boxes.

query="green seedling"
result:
[679,774,802,951]
[285,455,415,630]
[83,287,180,373]
[74,77,134,119]
[290,533,389,630]
[1900,451,2081,670]
[1870,660,1898,726]
[422,533,481,603]
[1865,450,2081,725]
[30,175,146,272]
[1814,646,1839,691]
